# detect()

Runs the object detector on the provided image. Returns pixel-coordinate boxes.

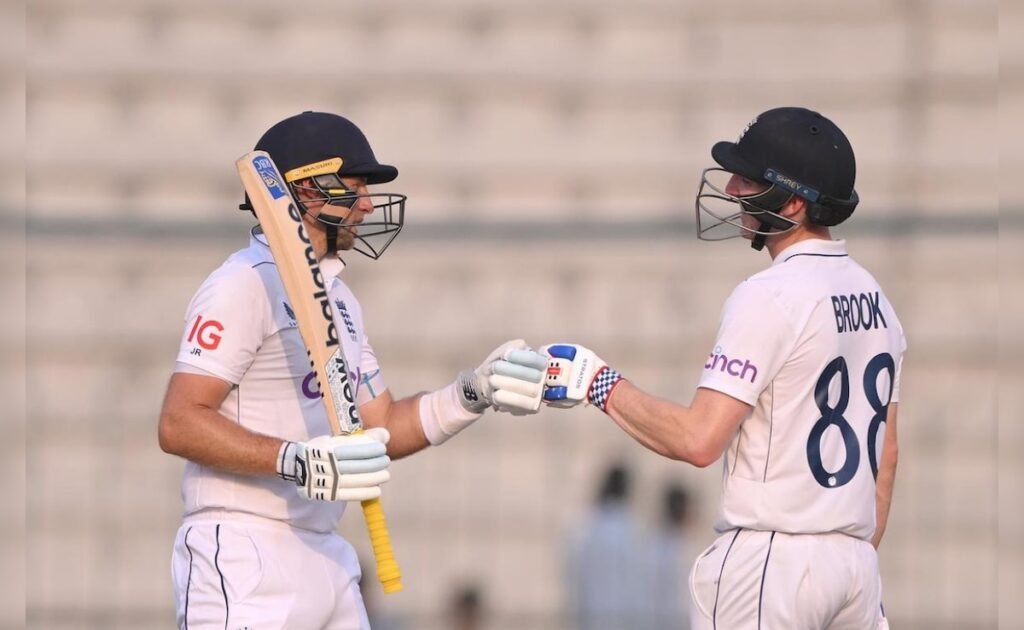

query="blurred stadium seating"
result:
[19,0,1016,628]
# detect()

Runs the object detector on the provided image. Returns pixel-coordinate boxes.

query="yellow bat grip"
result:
[361,496,403,593]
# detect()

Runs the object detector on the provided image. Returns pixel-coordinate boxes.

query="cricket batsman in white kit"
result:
[158,111,548,630]
[541,107,905,629]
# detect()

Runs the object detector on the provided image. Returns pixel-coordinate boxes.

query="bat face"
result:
[239,151,361,434]
[241,150,400,594]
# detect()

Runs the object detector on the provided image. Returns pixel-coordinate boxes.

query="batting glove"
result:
[277,427,391,502]
[456,339,549,415]
[540,343,625,412]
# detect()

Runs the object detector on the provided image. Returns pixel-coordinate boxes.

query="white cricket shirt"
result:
[174,228,386,533]
[698,239,906,540]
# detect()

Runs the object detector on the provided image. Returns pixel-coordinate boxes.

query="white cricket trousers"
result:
[171,515,369,630]
[689,529,887,630]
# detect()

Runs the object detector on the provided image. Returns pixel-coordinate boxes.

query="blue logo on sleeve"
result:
[252,155,288,199]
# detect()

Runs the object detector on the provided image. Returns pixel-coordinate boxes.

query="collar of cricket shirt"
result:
[773,238,849,266]
[250,226,347,280]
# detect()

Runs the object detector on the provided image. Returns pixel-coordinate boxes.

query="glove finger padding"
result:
[335,454,391,474]
[489,373,542,399]
[294,429,392,501]
[332,441,387,460]
[489,348,548,413]
[503,349,549,373]
[486,338,530,365]
[491,359,545,383]
[457,341,548,414]
[332,486,384,502]
[334,469,391,489]
[492,388,543,414]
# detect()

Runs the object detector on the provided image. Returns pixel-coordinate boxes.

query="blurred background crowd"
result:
[2,0,1021,628]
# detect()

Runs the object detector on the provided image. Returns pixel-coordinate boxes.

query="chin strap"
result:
[745,190,796,251]
[751,219,773,251]
[325,223,339,254]
[294,196,344,255]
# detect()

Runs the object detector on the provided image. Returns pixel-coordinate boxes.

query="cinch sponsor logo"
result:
[302,372,319,399]
[704,346,758,383]
[831,291,888,333]
[187,315,224,350]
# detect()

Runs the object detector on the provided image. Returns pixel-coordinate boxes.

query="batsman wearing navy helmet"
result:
[540,107,905,629]
[159,112,549,629]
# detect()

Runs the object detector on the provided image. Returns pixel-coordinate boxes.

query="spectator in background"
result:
[640,483,694,630]
[449,584,485,630]
[566,463,647,630]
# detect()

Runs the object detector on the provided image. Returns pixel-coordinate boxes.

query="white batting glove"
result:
[540,344,625,412]
[456,339,549,415]
[277,427,391,502]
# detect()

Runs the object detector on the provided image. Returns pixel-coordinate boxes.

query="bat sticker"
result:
[252,155,289,199]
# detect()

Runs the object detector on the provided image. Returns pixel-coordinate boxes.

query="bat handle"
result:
[361,497,403,593]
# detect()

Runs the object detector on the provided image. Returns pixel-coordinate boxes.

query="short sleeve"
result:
[697,282,797,406]
[175,264,271,384]
[355,335,388,405]
[890,332,908,403]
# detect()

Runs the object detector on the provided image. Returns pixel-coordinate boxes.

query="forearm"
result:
[358,341,547,457]
[604,381,705,464]
[871,440,898,548]
[159,405,283,476]
[376,394,430,459]
[871,406,900,548]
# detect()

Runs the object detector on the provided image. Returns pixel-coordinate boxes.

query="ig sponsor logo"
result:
[187,315,224,351]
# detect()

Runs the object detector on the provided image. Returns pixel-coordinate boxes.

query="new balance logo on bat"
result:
[284,201,341,351]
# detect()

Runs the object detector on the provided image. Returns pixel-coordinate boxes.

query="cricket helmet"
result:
[243,111,406,260]
[695,107,859,249]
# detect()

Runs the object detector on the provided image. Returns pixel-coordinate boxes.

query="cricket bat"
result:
[236,150,403,594]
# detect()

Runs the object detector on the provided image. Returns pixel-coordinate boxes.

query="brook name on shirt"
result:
[831,291,888,333]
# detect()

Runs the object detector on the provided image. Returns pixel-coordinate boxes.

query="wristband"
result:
[588,367,624,412]
[276,441,298,483]
[418,381,483,446]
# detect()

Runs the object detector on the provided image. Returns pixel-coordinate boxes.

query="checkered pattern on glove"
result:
[587,366,624,411]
